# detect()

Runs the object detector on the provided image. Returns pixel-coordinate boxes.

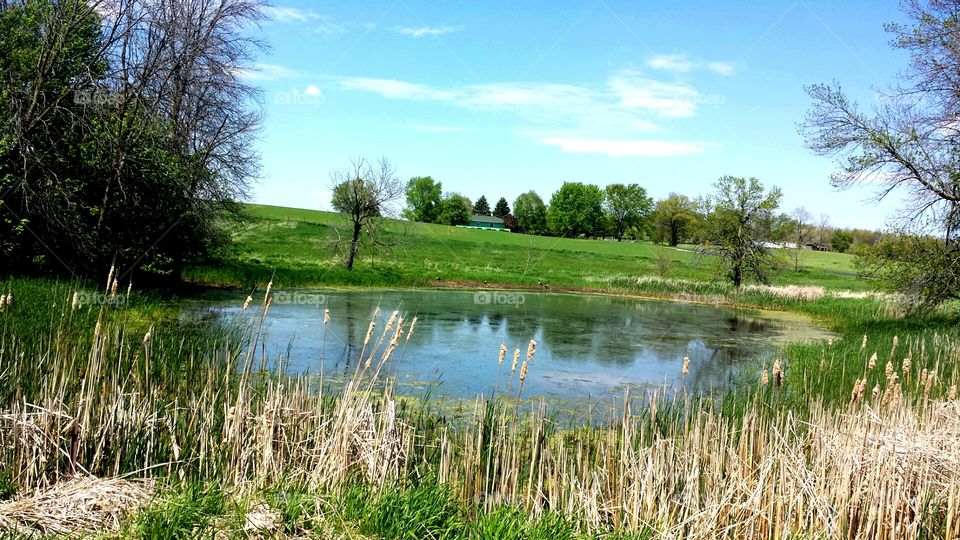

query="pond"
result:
[188,288,833,403]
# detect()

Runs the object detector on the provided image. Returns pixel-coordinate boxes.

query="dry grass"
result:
[1,284,959,537]
[0,476,152,536]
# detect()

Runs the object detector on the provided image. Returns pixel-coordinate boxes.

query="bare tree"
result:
[790,206,812,271]
[818,213,831,247]
[330,157,404,270]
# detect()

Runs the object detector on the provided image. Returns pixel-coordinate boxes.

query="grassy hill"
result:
[185,204,868,291]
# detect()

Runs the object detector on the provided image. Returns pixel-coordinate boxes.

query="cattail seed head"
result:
[872,384,881,401]
[885,361,895,383]
[71,292,81,310]
[760,369,769,386]
[323,308,330,324]
[950,385,957,400]
[405,316,418,342]
[498,343,507,365]
[519,360,528,382]
[902,357,911,375]
[861,334,868,352]
[890,335,899,357]
[925,370,936,396]
[264,280,273,303]
[242,296,253,310]
[682,356,690,376]
[772,359,783,385]
[142,328,152,346]
[526,339,537,361]
[868,352,877,370]
[511,348,520,374]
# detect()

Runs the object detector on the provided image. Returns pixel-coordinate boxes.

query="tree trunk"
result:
[732,263,742,287]
[345,221,362,270]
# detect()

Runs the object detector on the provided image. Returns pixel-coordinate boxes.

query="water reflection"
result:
[188,289,832,401]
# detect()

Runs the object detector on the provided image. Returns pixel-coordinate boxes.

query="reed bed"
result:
[0,278,959,538]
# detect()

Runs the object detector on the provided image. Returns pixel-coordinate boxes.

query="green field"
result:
[186,204,867,292]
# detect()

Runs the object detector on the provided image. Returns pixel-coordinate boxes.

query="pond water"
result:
[188,288,833,403]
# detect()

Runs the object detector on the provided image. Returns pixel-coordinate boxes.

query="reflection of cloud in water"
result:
[190,289,833,401]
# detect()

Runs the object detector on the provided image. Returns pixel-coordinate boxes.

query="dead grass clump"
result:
[0,476,152,536]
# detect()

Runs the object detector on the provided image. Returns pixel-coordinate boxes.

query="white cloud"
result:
[395,25,458,38]
[540,138,711,157]
[339,77,458,101]
[304,85,323,97]
[262,6,318,23]
[646,54,735,76]
[238,63,301,81]
[334,70,718,156]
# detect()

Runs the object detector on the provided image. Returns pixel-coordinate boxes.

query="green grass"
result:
[184,204,869,292]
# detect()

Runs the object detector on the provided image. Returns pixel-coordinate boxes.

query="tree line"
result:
[0,0,262,282]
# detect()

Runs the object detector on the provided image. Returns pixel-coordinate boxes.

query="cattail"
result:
[772,359,783,385]
[242,296,253,310]
[405,316,418,342]
[263,280,273,304]
[949,384,957,400]
[105,264,115,294]
[681,356,690,376]
[323,308,330,324]
[142,328,152,346]
[861,334,868,352]
[71,292,81,310]
[126,280,132,299]
[902,357,911,376]
[925,370,936,396]
[885,361,895,383]
[526,339,537,361]
[109,278,118,299]
[760,369,769,386]
[828,338,833,347]
[384,310,399,332]
[850,378,865,402]
[872,384,881,401]
[94,320,102,339]
[511,348,520,374]
[868,352,877,370]
[920,368,929,389]
[519,360,528,383]
[362,321,376,350]
[498,343,507,365]
[890,335,899,358]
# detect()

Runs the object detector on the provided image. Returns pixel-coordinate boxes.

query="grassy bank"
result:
[184,204,868,292]
[1,276,960,538]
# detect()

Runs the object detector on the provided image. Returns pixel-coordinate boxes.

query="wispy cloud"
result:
[335,69,720,156]
[540,138,711,157]
[238,63,302,81]
[646,54,735,76]
[395,25,459,38]
[262,6,345,34]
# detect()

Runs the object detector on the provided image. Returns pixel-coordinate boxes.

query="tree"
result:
[473,196,491,216]
[652,194,696,246]
[790,207,813,271]
[403,176,442,223]
[437,194,472,226]
[831,230,854,253]
[604,183,654,241]
[548,182,605,238]
[703,176,783,287]
[330,157,403,270]
[493,197,511,219]
[818,214,832,247]
[513,191,547,234]
[801,0,960,308]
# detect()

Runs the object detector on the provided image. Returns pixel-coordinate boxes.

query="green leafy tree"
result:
[802,0,960,309]
[703,176,783,287]
[437,194,472,226]
[492,197,510,219]
[548,182,605,238]
[604,183,654,241]
[651,194,696,246]
[403,176,443,223]
[512,191,547,234]
[831,230,854,253]
[330,157,403,270]
[472,196,491,216]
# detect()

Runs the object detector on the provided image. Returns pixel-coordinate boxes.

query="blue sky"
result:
[244,0,911,230]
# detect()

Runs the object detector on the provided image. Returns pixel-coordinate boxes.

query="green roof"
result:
[469,215,503,224]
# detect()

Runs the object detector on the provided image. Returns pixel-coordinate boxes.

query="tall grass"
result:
[1,277,960,538]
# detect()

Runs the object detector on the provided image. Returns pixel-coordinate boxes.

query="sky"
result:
[243,0,913,230]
